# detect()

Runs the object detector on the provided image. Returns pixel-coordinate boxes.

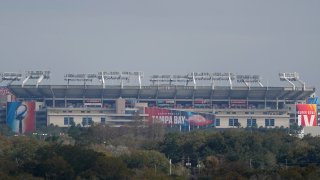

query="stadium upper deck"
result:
[7,85,315,101]
[2,71,315,105]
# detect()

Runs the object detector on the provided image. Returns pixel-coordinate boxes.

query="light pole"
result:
[196,159,201,174]
[186,157,191,168]
[169,159,172,176]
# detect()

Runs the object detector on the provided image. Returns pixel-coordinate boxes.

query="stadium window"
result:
[215,119,220,126]
[270,119,275,126]
[81,111,85,113]
[69,117,74,125]
[232,112,236,114]
[265,119,275,127]
[101,117,106,124]
[82,117,92,126]
[82,117,86,126]
[64,117,68,125]
[229,119,238,127]
[252,119,257,126]
[247,119,257,127]
[64,117,74,126]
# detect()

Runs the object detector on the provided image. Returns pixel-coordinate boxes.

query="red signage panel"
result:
[297,104,317,127]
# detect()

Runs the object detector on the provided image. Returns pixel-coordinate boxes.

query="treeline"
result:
[159,129,320,179]
[1,124,320,179]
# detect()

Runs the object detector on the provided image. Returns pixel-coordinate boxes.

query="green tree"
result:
[121,150,169,174]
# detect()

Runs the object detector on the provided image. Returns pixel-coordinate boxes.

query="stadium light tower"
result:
[236,74,263,88]
[22,71,50,88]
[64,73,95,86]
[121,71,143,88]
[98,72,121,88]
[211,72,235,89]
[150,74,190,86]
[187,72,211,89]
[150,74,173,86]
[0,72,22,85]
[279,72,305,90]
[98,71,143,88]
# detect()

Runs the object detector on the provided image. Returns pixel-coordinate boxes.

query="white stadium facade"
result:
[0,71,317,132]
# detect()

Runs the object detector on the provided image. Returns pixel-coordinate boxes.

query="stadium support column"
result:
[82,96,85,107]
[50,87,55,107]
[22,75,31,87]
[101,88,104,106]
[36,75,44,88]
[228,72,233,89]
[192,72,197,89]
[192,87,195,109]
[210,89,214,109]
[138,73,142,89]
[276,98,279,110]
[101,72,105,89]
[211,78,215,90]
[155,86,159,102]
[116,98,126,114]
[174,87,177,108]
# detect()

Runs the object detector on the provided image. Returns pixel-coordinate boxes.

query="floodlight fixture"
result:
[0,72,22,85]
[121,71,143,88]
[279,72,305,90]
[87,73,97,79]
[64,73,94,86]
[211,72,235,89]
[98,71,143,88]
[150,74,190,86]
[187,72,212,89]
[150,74,172,85]
[25,70,50,79]
[279,72,299,81]
[22,70,50,88]
[236,74,263,87]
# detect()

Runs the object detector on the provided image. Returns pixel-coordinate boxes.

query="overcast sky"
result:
[0,1,319,93]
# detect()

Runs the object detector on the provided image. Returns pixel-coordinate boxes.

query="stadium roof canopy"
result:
[7,85,315,101]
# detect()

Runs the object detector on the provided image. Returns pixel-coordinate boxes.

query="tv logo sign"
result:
[297,104,317,127]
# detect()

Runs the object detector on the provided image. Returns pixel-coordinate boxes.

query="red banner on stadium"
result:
[297,104,317,127]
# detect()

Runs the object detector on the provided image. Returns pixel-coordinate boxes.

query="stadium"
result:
[0,71,318,133]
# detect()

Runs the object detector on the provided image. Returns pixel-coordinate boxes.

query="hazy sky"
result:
[0,1,319,93]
